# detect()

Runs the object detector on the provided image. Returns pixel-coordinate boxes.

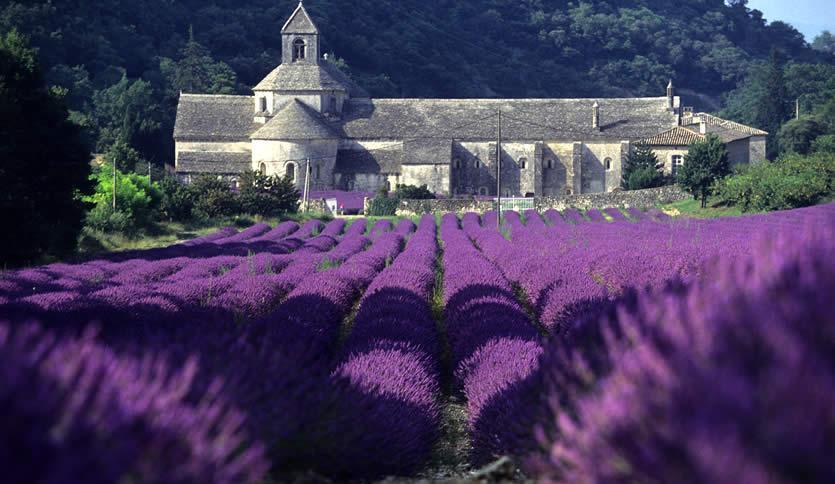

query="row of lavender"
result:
[2,203,834,482]
[0,216,416,482]
[462,203,835,482]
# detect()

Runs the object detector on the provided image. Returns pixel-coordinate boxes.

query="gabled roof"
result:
[640,126,704,146]
[334,97,678,141]
[281,2,318,34]
[174,94,256,141]
[251,99,339,140]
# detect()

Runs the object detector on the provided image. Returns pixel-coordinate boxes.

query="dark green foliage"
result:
[104,138,148,173]
[758,50,790,158]
[367,194,399,216]
[0,30,92,266]
[812,31,835,55]
[189,175,239,219]
[0,0,826,170]
[84,204,134,234]
[237,170,299,216]
[158,175,196,222]
[396,184,435,200]
[812,134,835,154]
[677,134,730,208]
[621,144,665,190]
[716,153,834,212]
[778,118,826,155]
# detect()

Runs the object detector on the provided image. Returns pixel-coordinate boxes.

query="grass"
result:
[660,197,748,219]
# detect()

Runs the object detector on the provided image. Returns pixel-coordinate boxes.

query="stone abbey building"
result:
[174,2,767,197]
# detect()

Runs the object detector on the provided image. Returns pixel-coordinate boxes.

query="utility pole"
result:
[112,162,117,210]
[148,161,152,181]
[303,158,311,212]
[796,98,800,120]
[496,109,502,229]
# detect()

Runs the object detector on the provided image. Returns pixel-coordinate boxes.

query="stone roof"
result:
[251,99,339,140]
[174,94,256,141]
[403,139,452,165]
[252,62,368,97]
[281,2,318,34]
[332,97,678,141]
[177,151,251,174]
[334,148,402,174]
[640,126,705,146]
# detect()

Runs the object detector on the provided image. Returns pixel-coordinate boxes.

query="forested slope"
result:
[2,0,832,164]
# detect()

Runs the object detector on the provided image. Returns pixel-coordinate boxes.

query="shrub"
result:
[237,170,299,216]
[84,204,134,234]
[366,194,399,216]
[158,175,195,221]
[83,162,162,232]
[716,153,834,212]
[396,184,436,199]
[189,175,238,219]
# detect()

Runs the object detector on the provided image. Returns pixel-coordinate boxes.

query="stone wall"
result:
[394,185,689,216]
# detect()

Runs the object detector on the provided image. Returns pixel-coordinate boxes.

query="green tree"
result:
[621,144,665,190]
[104,138,147,173]
[677,134,730,208]
[0,30,92,265]
[158,175,195,222]
[812,134,835,155]
[811,31,835,55]
[777,118,826,155]
[170,28,237,95]
[756,49,790,158]
[83,162,161,232]
[238,170,299,216]
[92,75,161,154]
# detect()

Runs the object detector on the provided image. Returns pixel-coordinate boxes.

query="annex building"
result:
[174,1,767,197]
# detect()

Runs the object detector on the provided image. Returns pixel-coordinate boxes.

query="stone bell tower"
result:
[281,2,320,65]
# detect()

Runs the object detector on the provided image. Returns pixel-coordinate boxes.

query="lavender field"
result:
[1,204,834,483]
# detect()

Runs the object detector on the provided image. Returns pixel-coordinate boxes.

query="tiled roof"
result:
[682,113,768,136]
[173,94,256,141]
[334,148,402,174]
[177,151,251,174]
[333,97,678,141]
[640,126,704,146]
[251,99,339,140]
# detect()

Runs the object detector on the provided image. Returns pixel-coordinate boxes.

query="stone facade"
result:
[173,3,769,196]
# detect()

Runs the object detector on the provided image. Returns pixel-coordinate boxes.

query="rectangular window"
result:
[259,97,267,112]
[671,155,684,176]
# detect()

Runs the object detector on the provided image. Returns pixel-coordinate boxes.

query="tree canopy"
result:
[0,30,92,266]
[677,134,730,208]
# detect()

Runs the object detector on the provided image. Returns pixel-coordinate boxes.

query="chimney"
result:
[699,120,707,135]
[667,80,674,110]
[592,101,600,131]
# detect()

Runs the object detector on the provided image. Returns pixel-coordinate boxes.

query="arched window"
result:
[478,187,488,196]
[604,157,612,171]
[286,162,296,182]
[292,38,306,61]
[519,157,527,169]
[475,158,481,169]
[315,165,320,180]
[453,158,461,169]
[259,97,267,112]
[384,180,391,191]
[546,159,554,169]
[328,95,337,113]
[259,162,267,175]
